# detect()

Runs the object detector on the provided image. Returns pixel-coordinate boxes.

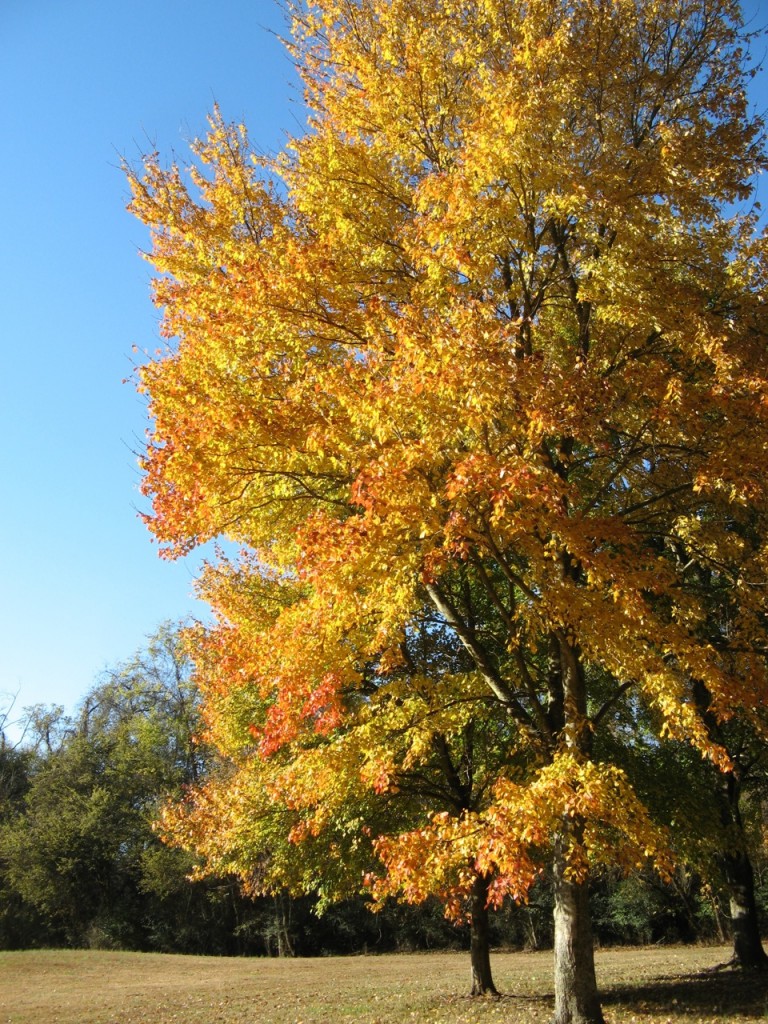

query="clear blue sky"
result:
[0,1,766,739]
[0,0,297,737]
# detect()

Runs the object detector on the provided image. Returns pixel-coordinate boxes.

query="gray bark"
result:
[552,840,604,1024]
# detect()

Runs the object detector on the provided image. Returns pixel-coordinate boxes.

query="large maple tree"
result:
[127,1,768,1021]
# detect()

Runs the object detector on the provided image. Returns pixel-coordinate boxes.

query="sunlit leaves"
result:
[129,0,768,938]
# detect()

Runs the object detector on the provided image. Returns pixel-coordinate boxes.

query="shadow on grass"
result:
[603,967,768,1019]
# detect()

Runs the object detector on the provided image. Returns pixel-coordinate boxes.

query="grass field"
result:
[1,945,765,1024]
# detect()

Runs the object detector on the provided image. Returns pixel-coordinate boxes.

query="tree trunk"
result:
[469,872,498,996]
[549,636,604,1024]
[274,893,295,957]
[719,767,768,969]
[724,849,768,969]
[552,841,604,1024]
[690,683,767,968]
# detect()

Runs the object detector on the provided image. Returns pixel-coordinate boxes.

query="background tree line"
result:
[1,623,765,958]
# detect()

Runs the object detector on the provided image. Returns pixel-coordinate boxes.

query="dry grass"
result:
[1,944,766,1024]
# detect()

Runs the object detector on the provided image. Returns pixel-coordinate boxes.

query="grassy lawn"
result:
[1,944,766,1024]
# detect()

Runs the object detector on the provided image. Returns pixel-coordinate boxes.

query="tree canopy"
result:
[126,2,768,1021]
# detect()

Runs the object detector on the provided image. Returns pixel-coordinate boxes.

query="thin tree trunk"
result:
[526,906,540,951]
[724,849,768,969]
[469,873,498,996]
[711,892,728,944]
[552,839,604,1024]
[274,893,295,957]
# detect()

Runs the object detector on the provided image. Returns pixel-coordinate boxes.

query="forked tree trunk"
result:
[469,872,498,996]
[552,841,604,1024]
[274,893,295,957]
[724,848,768,970]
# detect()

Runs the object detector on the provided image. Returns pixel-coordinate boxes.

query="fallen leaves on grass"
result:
[1,945,765,1024]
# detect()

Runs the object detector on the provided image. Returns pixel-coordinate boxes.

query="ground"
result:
[0,945,765,1023]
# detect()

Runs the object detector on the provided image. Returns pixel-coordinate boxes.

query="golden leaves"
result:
[372,754,674,921]
[131,0,768,925]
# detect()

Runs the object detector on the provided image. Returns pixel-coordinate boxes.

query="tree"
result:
[687,546,768,969]
[0,708,33,819]
[0,624,247,952]
[598,692,768,964]
[683,699,768,969]
[0,716,43,949]
[126,2,768,1021]
[164,600,523,991]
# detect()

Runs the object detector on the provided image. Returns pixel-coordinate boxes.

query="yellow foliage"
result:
[129,0,768,921]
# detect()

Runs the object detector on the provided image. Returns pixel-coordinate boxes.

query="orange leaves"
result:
[372,813,493,920]
[132,0,768,943]
[371,754,674,922]
[489,758,674,883]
